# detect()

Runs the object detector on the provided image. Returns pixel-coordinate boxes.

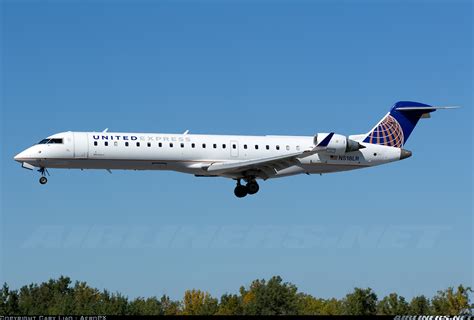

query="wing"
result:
[202,133,334,179]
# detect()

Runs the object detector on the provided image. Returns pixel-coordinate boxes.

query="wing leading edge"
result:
[202,133,335,179]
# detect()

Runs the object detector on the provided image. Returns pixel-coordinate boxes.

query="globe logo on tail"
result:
[367,115,404,147]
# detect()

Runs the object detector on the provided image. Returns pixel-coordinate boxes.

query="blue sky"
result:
[1,1,472,300]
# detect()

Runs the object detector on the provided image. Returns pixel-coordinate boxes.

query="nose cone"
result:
[14,151,24,162]
[14,149,30,162]
[400,149,412,160]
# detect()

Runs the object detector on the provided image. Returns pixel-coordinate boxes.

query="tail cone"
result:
[400,149,412,160]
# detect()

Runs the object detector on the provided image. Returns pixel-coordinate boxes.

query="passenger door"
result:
[73,132,89,158]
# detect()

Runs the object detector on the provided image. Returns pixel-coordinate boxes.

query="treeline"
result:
[0,276,472,315]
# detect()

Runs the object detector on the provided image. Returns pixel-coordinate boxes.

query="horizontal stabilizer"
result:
[395,106,460,111]
[363,101,459,147]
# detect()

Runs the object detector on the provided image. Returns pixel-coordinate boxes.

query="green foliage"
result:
[160,294,181,315]
[409,295,432,315]
[1,276,471,316]
[182,289,218,315]
[0,283,20,314]
[297,293,325,315]
[321,297,344,315]
[239,276,299,315]
[432,285,472,315]
[377,293,409,315]
[18,276,74,314]
[216,293,243,315]
[343,287,378,315]
[128,297,163,315]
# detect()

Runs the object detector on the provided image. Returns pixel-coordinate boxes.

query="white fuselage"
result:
[14,131,404,180]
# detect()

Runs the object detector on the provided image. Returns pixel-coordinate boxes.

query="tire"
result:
[247,181,259,195]
[39,177,48,185]
[234,185,248,198]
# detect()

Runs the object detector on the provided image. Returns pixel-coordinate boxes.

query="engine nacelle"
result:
[314,133,365,155]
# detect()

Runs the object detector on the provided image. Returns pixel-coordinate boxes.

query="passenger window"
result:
[104,141,108,146]
[114,142,118,147]
[191,143,195,148]
[276,145,280,150]
[213,144,217,149]
[266,145,269,150]
[222,144,226,149]
[125,142,129,147]
[158,142,162,147]
[202,143,206,148]
[136,142,140,147]
[181,143,184,148]
[255,145,259,150]
[286,145,290,151]
[232,144,236,149]
[147,142,151,147]
[94,141,98,146]
[244,145,247,149]
[170,143,173,148]
[296,145,300,151]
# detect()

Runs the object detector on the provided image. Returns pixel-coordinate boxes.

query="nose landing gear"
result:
[234,178,260,198]
[38,167,49,185]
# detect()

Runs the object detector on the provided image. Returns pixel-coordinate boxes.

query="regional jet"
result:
[14,101,457,198]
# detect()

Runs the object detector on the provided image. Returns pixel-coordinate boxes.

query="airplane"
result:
[14,101,457,198]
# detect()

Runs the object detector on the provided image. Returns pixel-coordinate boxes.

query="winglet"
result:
[317,132,334,147]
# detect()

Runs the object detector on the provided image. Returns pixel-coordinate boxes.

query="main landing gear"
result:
[234,179,260,198]
[38,167,49,185]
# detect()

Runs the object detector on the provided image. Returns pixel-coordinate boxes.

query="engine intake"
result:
[314,133,365,155]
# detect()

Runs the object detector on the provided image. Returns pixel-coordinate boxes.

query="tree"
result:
[181,289,218,315]
[297,293,325,315]
[0,283,19,314]
[97,290,128,315]
[128,296,163,315]
[1,276,473,316]
[432,285,472,315]
[0,283,10,314]
[343,287,378,315]
[17,277,74,315]
[377,293,409,315]
[321,298,344,315]
[217,293,243,315]
[240,276,299,315]
[409,295,431,315]
[160,295,181,315]
[71,281,103,314]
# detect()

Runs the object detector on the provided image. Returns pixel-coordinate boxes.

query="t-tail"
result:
[363,101,459,147]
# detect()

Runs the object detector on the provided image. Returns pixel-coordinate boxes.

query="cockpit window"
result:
[38,138,63,144]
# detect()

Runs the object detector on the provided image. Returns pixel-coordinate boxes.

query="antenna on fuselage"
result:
[183,130,189,135]
[102,128,109,132]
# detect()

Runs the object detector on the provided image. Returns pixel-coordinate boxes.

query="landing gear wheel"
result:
[246,181,259,195]
[234,185,248,198]
[39,176,48,185]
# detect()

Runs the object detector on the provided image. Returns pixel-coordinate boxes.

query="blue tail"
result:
[363,101,435,147]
